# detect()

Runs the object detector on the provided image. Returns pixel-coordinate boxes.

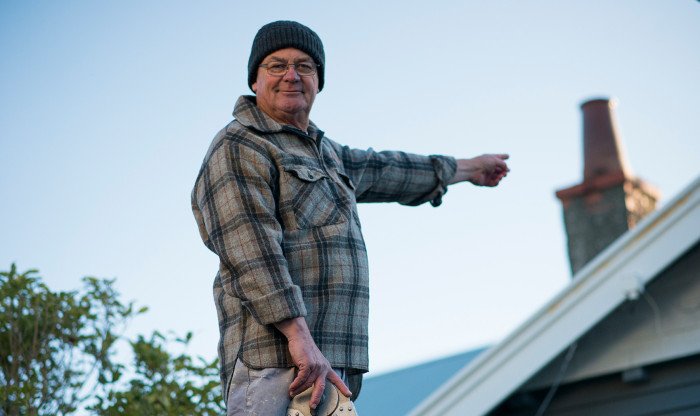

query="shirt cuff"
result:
[429,155,458,207]
[242,285,307,325]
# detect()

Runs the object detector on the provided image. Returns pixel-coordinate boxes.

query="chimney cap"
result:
[581,97,617,107]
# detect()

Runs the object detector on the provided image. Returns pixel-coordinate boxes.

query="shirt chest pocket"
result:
[280,164,356,230]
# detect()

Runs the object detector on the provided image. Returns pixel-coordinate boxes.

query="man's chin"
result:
[276,101,310,114]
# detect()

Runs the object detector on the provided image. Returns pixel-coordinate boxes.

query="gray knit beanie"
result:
[247,21,325,92]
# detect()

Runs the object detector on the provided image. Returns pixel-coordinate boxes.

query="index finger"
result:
[327,370,352,398]
[494,154,510,171]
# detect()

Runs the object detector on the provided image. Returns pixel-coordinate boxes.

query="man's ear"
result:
[252,82,258,93]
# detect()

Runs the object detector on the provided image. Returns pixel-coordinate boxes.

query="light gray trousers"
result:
[226,359,347,416]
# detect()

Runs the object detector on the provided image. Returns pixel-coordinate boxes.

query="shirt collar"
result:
[233,95,323,138]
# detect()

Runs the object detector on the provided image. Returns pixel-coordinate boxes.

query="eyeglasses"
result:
[259,61,319,76]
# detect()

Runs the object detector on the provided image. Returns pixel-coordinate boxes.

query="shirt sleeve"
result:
[329,141,458,206]
[192,134,306,325]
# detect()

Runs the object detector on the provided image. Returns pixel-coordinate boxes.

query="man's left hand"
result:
[450,154,510,186]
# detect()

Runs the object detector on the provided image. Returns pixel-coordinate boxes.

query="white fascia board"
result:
[409,175,700,416]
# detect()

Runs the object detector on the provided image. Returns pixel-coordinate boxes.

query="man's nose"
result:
[282,66,301,81]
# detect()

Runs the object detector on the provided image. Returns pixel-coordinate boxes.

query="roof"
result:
[410,175,700,416]
[354,347,487,416]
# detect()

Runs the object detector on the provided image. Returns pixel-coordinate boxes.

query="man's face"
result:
[252,47,319,129]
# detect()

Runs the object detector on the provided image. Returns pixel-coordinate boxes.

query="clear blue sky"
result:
[1,1,698,376]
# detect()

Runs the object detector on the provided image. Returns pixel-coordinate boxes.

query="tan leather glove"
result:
[286,382,358,416]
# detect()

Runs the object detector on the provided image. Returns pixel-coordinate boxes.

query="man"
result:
[192,20,509,415]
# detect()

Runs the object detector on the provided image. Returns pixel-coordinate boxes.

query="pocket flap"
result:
[284,165,327,182]
[334,168,356,190]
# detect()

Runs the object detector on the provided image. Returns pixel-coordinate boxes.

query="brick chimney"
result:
[556,98,660,275]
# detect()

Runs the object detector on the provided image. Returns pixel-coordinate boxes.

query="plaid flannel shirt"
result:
[192,96,457,399]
